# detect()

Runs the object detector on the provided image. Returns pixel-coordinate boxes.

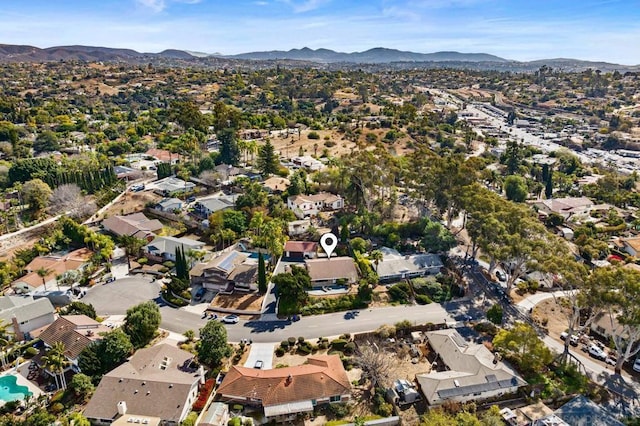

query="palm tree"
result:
[120,235,146,270]
[0,319,13,369]
[42,342,69,390]
[370,250,383,273]
[35,267,51,291]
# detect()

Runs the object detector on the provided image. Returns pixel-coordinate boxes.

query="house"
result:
[11,248,94,294]
[287,219,312,237]
[144,236,205,262]
[287,192,343,219]
[114,166,143,181]
[284,241,317,260]
[190,249,258,292]
[375,247,443,282]
[84,344,203,425]
[416,329,526,405]
[102,213,163,241]
[0,295,56,340]
[590,312,628,342]
[36,315,111,368]
[551,395,624,426]
[304,257,359,288]
[291,156,325,171]
[621,236,640,257]
[146,148,181,165]
[532,197,593,219]
[152,177,195,197]
[199,402,229,426]
[262,177,290,193]
[215,164,242,182]
[154,198,183,213]
[193,194,237,217]
[217,355,351,423]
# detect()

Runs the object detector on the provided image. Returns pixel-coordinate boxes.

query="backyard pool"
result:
[0,375,32,403]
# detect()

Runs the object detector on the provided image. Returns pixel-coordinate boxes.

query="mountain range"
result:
[0,44,638,72]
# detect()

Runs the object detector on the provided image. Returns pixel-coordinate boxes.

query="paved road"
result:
[83,276,454,343]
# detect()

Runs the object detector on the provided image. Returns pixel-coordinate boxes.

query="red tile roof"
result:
[217,355,350,407]
[284,241,318,253]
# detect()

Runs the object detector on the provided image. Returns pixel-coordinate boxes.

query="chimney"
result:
[11,316,24,341]
[117,401,127,416]
[198,365,205,385]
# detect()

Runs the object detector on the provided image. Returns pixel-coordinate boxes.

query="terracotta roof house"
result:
[416,329,526,405]
[0,295,55,340]
[145,148,181,165]
[190,249,258,292]
[11,248,93,294]
[304,257,359,288]
[287,192,343,219]
[102,213,163,241]
[38,315,111,367]
[284,241,318,260]
[84,344,203,425]
[217,355,351,423]
[144,236,205,262]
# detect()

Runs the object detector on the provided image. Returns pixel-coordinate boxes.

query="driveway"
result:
[83,276,163,316]
[244,343,275,369]
[516,290,576,313]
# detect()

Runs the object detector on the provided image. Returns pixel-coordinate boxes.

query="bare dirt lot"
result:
[210,293,264,312]
[532,298,570,338]
[100,191,162,219]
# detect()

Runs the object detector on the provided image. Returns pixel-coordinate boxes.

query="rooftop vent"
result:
[453,380,460,388]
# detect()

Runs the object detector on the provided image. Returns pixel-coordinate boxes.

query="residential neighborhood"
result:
[1,35,640,426]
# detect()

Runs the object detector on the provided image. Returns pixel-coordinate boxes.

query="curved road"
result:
[82,277,454,343]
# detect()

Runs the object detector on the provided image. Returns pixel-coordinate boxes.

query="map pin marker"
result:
[320,232,338,259]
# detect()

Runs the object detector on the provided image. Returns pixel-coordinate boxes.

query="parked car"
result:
[194,287,206,301]
[221,314,239,324]
[496,270,507,282]
[606,355,617,366]
[186,195,196,203]
[254,360,263,369]
[560,331,569,341]
[570,335,579,347]
[634,358,640,373]
[588,345,607,361]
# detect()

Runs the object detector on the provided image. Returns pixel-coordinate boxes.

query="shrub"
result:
[24,347,38,357]
[297,345,312,355]
[376,402,393,417]
[415,294,432,305]
[330,339,348,351]
[487,304,503,325]
[50,402,64,414]
[288,337,296,346]
[137,257,148,265]
[297,336,305,344]
[193,379,215,412]
[275,347,285,357]
[228,418,241,426]
[280,340,290,349]
[308,131,320,140]
[340,333,351,341]
[328,402,350,418]
[324,140,336,148]
[344,342,356,355]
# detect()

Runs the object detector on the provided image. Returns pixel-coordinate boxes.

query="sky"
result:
[1,0,639,64]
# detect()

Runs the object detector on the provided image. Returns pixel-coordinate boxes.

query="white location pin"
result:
[320,232,338,259]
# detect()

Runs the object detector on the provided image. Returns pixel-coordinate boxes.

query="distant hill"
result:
[0,43,638,72]
[227,47,509,63]
[0,44,195,62]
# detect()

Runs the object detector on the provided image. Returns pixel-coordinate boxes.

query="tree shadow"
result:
[243,319,291,334]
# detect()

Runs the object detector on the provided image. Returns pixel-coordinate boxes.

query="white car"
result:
[633,358,640,373]
[588,345,607,361]
[221,314,239,324]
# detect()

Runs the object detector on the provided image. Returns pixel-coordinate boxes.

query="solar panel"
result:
[451,332,469,349]
[437,377,519,399]
[218,251,240,273]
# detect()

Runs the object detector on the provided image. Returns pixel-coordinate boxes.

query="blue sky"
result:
[1,0,639,63]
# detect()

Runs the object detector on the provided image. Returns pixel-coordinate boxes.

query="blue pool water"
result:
[0,375,32,402]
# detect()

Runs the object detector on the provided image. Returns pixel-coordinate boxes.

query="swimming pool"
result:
[0,375,32,402]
